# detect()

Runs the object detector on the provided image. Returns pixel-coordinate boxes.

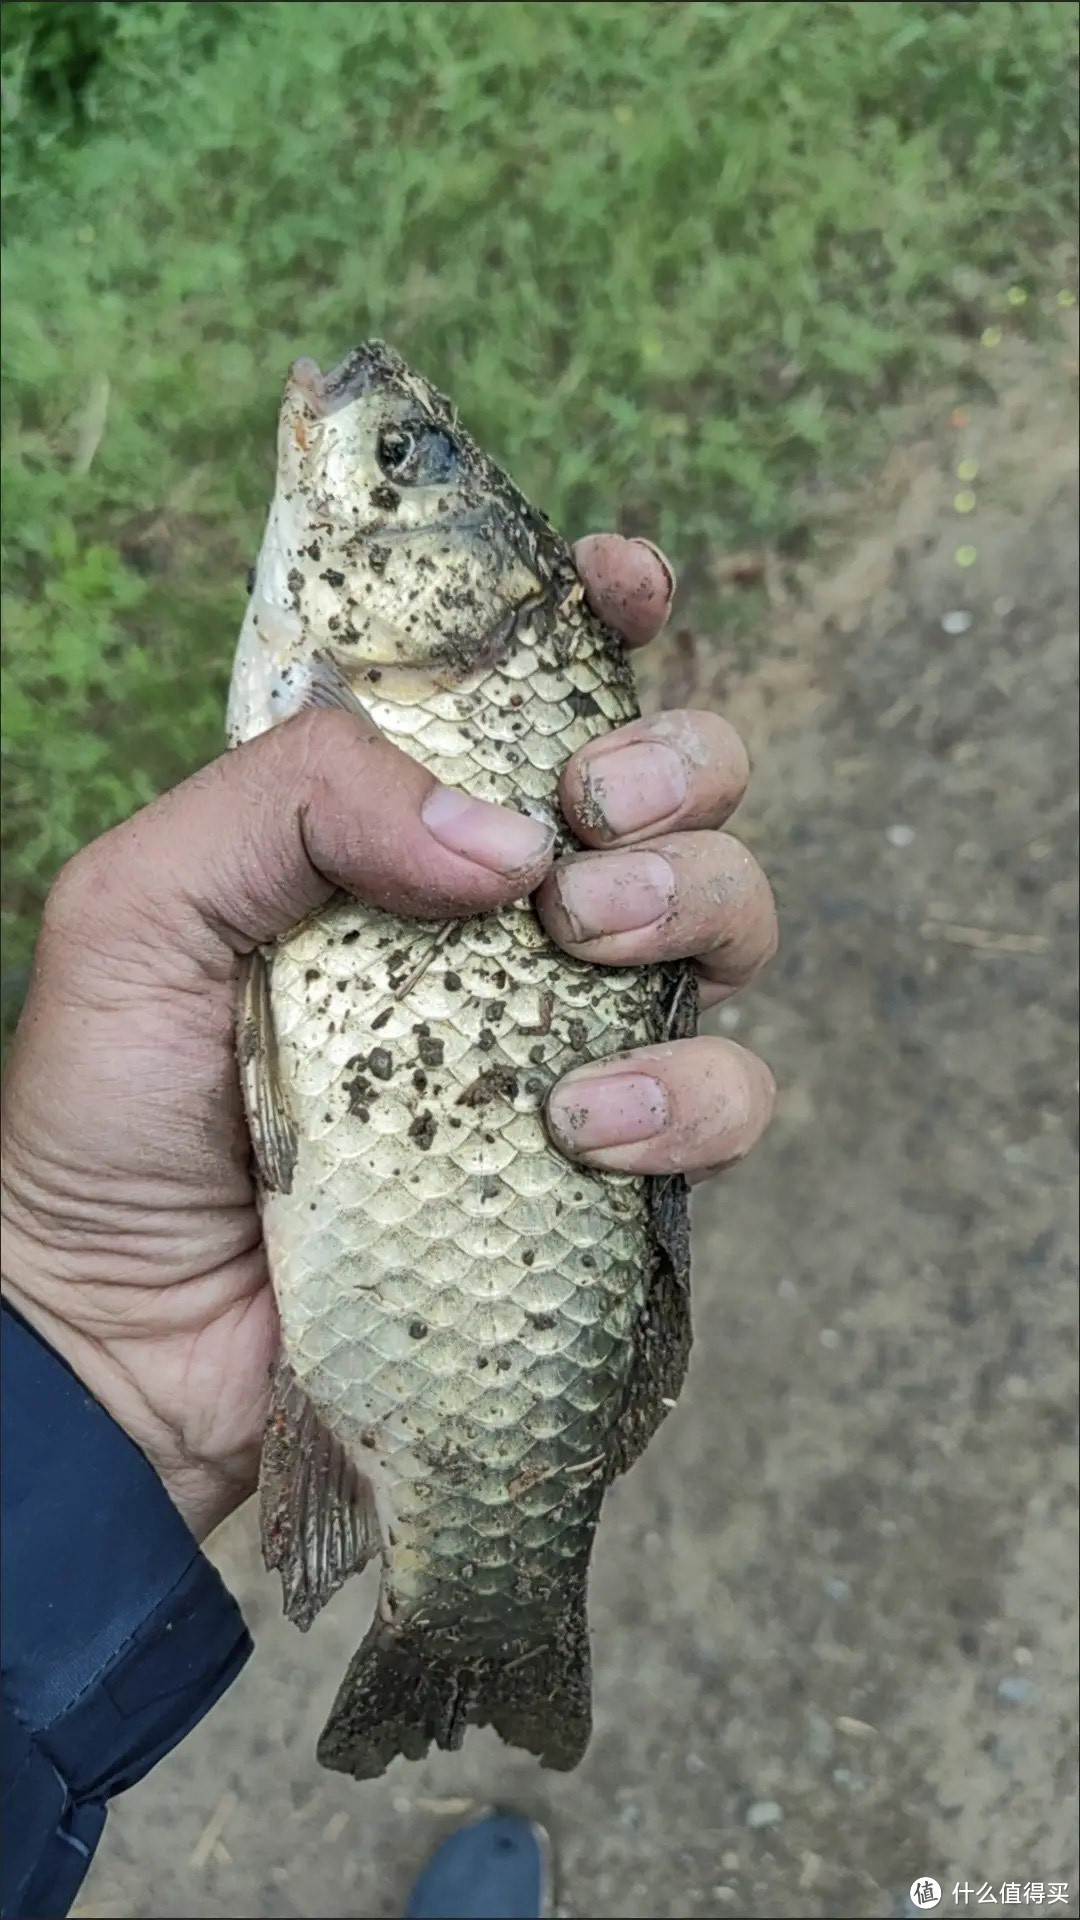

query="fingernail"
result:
[555,851,674,940]
[629,538,676,603]
[582,741,687,837]
[547,1070,669,1154]
[422,786,554,875]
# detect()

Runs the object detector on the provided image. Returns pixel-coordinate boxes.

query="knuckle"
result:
[714,715,751,794]
[695,835,762,928]
[279,706,366,790]
[643,710,750,800]
[41,841,109,943]
[714,828,759,878]
[754,1052,778,1115]
[736,1045,777,1130]
[720,1050,759,1130]
[294,704,362,755]
[705,1033,766,1105]
[691,1040,774,1164]
[722,838,776,922]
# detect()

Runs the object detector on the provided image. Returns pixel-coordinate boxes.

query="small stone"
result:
[886,824,916,847]
[819,1327,841,1350]
[1012,1645,1034,1666]
[799,1851,822,1890]
[745,1799,784,1830]
[997,1675,1038,1704]
[685,1751,707,1774]
[823,1574,851,1602]
[712,1888,739,1905]
[941,608,973,635]
[992,596,1014,618]
[721,1850,740,1871]
[778,1277,799,1301]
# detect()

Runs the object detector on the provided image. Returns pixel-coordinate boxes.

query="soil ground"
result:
[74,325,1079,1920]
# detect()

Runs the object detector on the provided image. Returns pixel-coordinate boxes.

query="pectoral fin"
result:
[237,948,298,1195]
[303,650,379,726]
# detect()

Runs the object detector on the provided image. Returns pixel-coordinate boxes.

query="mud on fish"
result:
[228,341,696,1780]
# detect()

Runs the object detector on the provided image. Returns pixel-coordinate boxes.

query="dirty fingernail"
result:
[547,1071,669,1155]
[422,785,554,875]
[555,851,674,940]
[582,741,687,836]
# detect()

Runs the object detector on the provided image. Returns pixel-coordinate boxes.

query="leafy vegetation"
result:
[2,0,1076,1042]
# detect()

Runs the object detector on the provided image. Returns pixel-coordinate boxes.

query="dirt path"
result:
[75,324,1078,1920]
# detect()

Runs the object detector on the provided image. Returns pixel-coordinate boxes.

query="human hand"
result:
[0,535,776,1543]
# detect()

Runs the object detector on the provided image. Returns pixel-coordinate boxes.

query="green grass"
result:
[2,0,1077,1041]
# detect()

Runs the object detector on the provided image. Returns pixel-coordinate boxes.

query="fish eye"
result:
[376,420,459,487]
[377,426,415,474]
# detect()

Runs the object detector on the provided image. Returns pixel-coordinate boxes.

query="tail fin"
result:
[316,1595,592,1780]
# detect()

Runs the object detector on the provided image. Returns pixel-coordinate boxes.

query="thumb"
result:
[43,710,557,977]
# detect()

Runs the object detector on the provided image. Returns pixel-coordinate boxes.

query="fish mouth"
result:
[291,343,443,421]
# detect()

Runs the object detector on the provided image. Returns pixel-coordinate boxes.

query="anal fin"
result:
[260,1361,378,1631]
[606,1168,692,1478]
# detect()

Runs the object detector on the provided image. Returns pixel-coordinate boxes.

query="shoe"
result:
[404,1807,552,1920]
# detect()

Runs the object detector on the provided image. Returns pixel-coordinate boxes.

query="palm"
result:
[2,945,278,1528]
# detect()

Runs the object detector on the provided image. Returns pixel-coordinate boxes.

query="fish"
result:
[227,341,697,1781]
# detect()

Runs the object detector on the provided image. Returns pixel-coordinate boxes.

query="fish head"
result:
[243,343,561,712]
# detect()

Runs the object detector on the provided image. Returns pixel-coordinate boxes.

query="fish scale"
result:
[230,341,695,1780]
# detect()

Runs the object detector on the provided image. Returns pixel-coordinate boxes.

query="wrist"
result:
[3,1293,254,1919]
